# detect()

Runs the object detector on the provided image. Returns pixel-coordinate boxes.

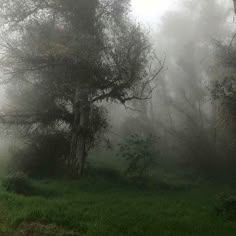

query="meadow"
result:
[0,171,235,235]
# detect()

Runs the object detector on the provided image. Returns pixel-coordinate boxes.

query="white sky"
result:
[131,0,175,25]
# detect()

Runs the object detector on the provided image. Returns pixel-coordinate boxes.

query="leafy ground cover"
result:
[0,176,235,236]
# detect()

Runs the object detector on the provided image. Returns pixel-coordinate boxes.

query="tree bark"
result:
[69,86,90,177]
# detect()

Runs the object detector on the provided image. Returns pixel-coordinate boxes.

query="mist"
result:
[0,0,235,235]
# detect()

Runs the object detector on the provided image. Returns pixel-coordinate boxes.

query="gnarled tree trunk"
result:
[69,86,90,177]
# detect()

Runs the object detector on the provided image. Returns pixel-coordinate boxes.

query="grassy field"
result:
[0,175,235,236]
[0,150,235,235]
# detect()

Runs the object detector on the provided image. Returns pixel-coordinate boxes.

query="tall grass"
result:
[0,177,235,235]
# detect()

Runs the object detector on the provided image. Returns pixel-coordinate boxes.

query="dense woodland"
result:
[0,0,234,235]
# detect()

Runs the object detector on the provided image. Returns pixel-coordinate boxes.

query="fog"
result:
[0,0,234,176]
[0,0,236,234]
[104,0,235,175]
[131,0,174,24]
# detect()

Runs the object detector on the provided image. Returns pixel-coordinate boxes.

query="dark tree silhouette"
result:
[0,0,163,177]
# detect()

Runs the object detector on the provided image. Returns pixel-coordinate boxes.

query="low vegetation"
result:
[0,168,235,235]
[118,134,159,178]
[2,172,34,196]
[216,194,236,220]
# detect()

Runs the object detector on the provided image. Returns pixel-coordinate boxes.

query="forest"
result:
[0,0,234,235]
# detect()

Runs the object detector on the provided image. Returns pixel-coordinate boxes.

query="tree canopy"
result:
[0,0,162,176]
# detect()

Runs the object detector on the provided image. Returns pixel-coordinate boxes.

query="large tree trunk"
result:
[69,86,90,177]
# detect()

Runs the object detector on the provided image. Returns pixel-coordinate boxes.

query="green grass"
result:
[0,176,236,235]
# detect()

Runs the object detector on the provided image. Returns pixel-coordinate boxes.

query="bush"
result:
[2,172,33,195]
[215,194,236,220]
[117,134,159,178]
[8,134,69,178]
[87,166,123,182]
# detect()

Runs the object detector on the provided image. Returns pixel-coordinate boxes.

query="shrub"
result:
[2,172,33,195]
[118,134,159,178]
[87,166,122,182]
[215,194,236,220]
[8,134,69,178]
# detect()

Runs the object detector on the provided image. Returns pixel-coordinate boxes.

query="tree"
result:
[211,40,236,170]
[233,0,236,14]
[0,0,162,177]
[146,0,230,174]
[118,134,158,178]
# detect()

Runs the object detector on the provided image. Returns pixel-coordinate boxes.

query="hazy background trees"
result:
[109,0,236,179]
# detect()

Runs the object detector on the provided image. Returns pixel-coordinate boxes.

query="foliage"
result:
[8,134,69,178]
[0,0,161,175]
[118,134,159,178]
[211,42,236,172]
[216,193,236,220]
[86,166,124,183]
[2,172,33,195]
[0,178,236,235]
